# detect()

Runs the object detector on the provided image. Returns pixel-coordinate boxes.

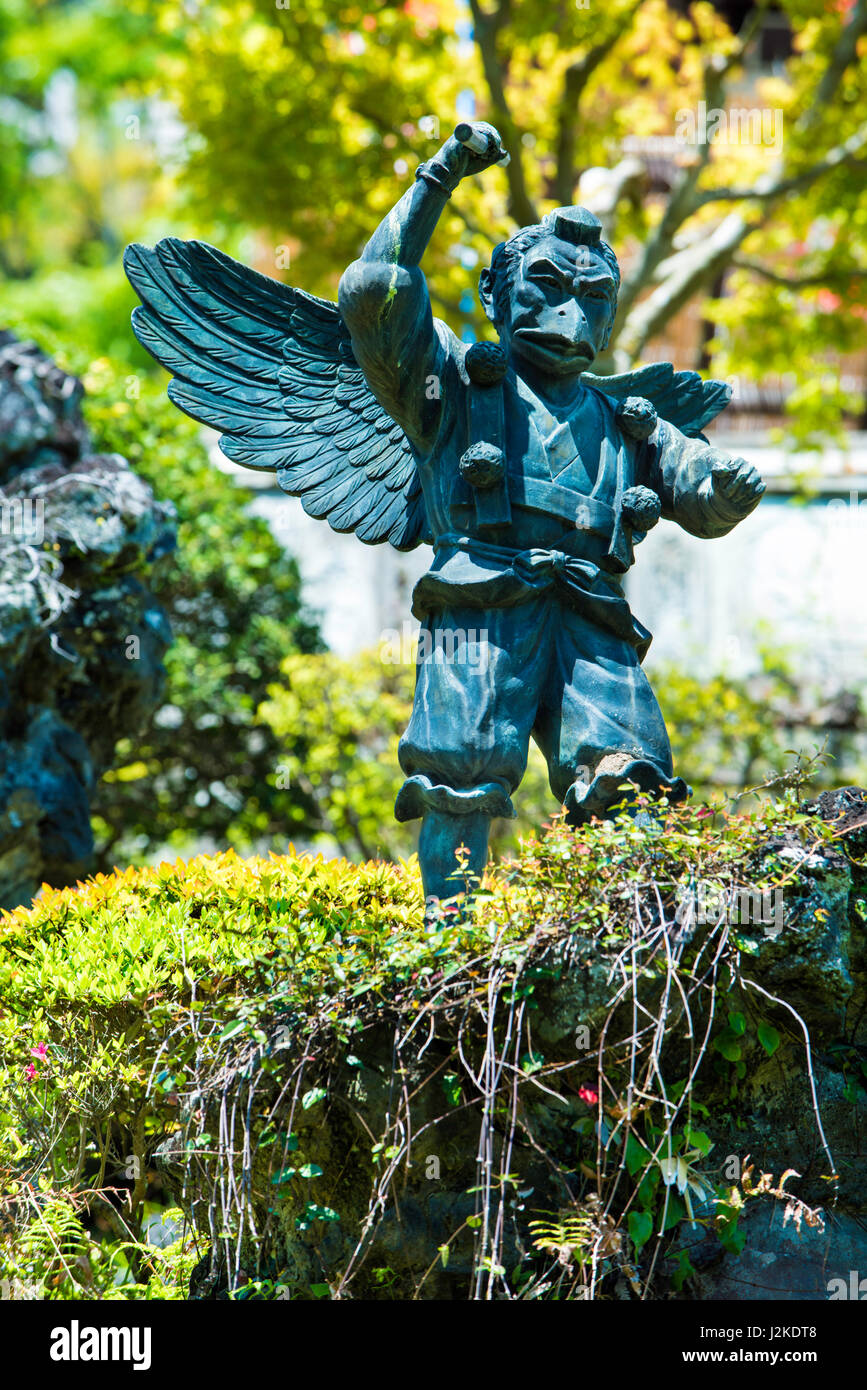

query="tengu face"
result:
[491,236,617,378]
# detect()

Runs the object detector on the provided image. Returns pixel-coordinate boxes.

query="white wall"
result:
[228,435,867,683]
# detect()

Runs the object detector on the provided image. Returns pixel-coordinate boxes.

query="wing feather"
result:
[124,237,427,549]
[583,362,732,438]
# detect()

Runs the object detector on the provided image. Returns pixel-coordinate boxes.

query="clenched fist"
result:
[700,455,765,519]
[417,122,509,197]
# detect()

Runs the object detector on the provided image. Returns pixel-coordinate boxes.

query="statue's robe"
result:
[338,274,745,824]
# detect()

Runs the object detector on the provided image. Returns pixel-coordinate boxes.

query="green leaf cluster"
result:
[0,789,841,1297]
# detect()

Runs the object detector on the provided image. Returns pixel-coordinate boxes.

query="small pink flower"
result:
[578,1085,599,1105]
[30,1043,47,1060]
[25,1062,37,1081]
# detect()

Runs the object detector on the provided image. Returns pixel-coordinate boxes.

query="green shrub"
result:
[257,640,866,868]
[0,846,425,1297]
[650,643,866,798]
[80,359,324,867]
[0,788,843,1299]
[258,647,553,863]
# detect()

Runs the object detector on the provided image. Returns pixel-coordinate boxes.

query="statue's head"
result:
[478,206,619,376]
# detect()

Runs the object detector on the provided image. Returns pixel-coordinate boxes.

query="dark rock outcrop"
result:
[0,332,175,908]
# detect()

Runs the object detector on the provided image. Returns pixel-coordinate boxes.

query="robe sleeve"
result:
[338,260,451,454]
[641,419,753,540]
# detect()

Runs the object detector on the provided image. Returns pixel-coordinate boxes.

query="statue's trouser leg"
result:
[533,602,690,823]
[395,595,688,894]
[417,808,492,902]
[395,601,544,896]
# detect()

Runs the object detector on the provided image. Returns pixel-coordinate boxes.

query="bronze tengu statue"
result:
[124,120,764,906]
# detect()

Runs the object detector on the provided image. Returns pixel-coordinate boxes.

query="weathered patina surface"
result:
[125,120,764,901]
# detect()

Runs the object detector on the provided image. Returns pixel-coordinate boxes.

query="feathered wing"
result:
[582,362,732,440]
[123,238,427,550]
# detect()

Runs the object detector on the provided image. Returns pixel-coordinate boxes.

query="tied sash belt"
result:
[411,532,652,658]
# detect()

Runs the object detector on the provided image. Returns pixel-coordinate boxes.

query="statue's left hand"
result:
[702,456,765,517]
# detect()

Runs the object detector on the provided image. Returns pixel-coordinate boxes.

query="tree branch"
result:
[614,5,767,333]
[616,211,759,361]
[611,2,867,363]
[468,0,537,226]
[731,257,867,288]
[794,0,867,137]
[698,127,867,205]
[619,125,867,357]
[554,10,640,206]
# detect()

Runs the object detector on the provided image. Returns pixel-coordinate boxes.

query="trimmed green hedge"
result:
[0,793,846,1299]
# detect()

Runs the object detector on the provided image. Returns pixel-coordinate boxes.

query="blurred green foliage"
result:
[1,0,865,875]
[258,647,554,862]
[2,0,866,429]
[258,639,865,864]
[651,650,863,799]
[2,266,152,367]
[77,359,323,867]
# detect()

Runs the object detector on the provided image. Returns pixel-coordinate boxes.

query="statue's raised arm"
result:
[122,122,507,553]
[338,121,509,451]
